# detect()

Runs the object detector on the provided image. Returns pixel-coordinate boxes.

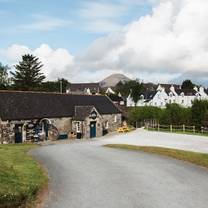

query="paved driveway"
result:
[99,128,208,153]
[32,135,208,208]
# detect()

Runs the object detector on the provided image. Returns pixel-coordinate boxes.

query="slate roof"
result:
[175,89,197,96]
[68,83,101,93]
[107,94,124,102]
[204,89,208,95]
[140,91,157,101]
[0,91,121,121]
[74,106,94,121]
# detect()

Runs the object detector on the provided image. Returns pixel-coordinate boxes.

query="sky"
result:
[0,0,208,85]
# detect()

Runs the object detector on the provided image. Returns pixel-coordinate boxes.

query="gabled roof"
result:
[140,91,157,101]
[0,91,121,121]
[159,84,181,90]
[74,106,94,121]
[175,89,197,96]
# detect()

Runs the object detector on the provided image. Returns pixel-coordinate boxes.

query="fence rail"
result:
[145,124,208,135]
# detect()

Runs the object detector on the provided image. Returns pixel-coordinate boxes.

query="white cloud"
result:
[0,44,74,80]
[84,20,122,33]
[80,1,126,19]
[19,15,72,31]
[77,0,208,84]
[79,1,126,33]
[1,0,208,85]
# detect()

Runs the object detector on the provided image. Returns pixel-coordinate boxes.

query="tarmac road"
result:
[31,140,208,208]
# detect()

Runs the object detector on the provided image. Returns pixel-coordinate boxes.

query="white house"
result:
[127,84,208,108]
[106,87,115,94]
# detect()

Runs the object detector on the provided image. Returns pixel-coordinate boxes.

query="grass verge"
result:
[105,144,208,168]
[0,144,48,208]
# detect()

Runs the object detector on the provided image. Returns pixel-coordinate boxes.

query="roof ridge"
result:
[0,90,105,97]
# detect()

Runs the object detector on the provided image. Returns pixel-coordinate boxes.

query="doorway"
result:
[14,124,23,143]
[90,121,96,138]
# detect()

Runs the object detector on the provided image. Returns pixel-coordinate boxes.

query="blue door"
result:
[15,125,23,143]
[90,122,96,138]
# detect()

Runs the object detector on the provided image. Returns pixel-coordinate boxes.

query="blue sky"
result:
[0,0,152,54]
[1,0,207,85]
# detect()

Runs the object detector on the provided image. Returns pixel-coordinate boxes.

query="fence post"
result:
[183,124,185,133]
[170,125,172,132]
[158,124,160,131]
[193,126,195,134]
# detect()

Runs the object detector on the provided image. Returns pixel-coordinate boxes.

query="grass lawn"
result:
[0,144,48,208]
[105,144,208,169]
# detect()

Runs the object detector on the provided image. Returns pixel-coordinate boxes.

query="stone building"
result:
[0,91,122,143]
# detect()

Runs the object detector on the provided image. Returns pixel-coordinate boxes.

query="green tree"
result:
[115,79,144,97]
[192,100,208,129]
[0,63,10,89]
[39,78,70,93]
[159,104,191,125]
[11,54,45,91]
[115,81,130,97]
[128,106,162,124]
[130,80,144,106]
[181,80,195,90]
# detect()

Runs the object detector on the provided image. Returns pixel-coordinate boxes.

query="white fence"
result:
[145,124,208,135]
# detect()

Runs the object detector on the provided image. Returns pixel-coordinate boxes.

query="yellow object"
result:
[117,126,130,133]
[70,132,76,139]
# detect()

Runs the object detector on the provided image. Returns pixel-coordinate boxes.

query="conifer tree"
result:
[11,54,45,90]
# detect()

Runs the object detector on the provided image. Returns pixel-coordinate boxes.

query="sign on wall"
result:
[90,110,97,120]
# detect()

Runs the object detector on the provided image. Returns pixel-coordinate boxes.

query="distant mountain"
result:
[100,74,131,88]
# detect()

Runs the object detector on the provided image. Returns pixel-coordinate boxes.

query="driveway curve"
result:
[32,140,208,208]
[99,128,208,153]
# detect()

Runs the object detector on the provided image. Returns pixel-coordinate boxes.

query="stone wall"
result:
[0,114,122,142]
[102,114,122,132]
[0,121,15,144]
[72,113,122,139]
[52,117,72,133]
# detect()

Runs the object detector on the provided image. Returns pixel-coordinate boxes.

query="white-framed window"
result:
[114,115,117,123]
[76,122,81,132]
[105,121,109,129]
